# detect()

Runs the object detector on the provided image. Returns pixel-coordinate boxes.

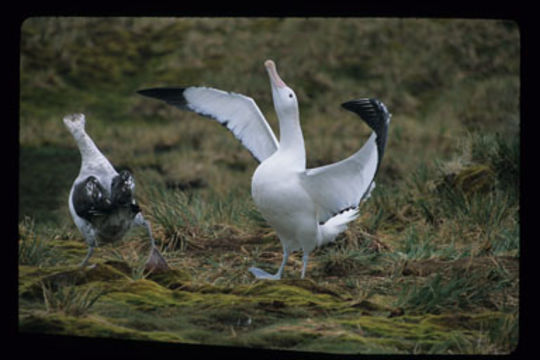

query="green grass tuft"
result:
[41,281,106,317]
[19,217,60,266]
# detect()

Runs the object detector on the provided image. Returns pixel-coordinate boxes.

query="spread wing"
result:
[138,86,279,163]
[301,98,391,223]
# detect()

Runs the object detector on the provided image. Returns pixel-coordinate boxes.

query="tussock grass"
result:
[145,186,256,252]
[397,256,518,314]
[41,281,106,317]
[397,271,490,314]
[393,226,463,261]
[18,217,59,266]
[319,246,381,277]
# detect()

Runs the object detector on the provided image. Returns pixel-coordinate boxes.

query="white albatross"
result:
[138,59,390,279]
[64,113,169,271]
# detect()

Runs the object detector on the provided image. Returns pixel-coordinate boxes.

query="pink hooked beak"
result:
[265,60,287,88]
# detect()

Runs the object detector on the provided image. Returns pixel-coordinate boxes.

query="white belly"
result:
[251,159,319,252]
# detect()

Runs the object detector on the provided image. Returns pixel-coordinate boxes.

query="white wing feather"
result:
[139,86,279,162]
[301,132,378,223]
[183,87,279,162]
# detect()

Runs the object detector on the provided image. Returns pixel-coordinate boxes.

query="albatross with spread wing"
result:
[138,60,390,279]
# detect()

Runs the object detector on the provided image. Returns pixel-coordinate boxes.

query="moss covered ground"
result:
[19,17,519,355]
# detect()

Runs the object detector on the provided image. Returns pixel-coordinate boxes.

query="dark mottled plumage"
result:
[111,170,136,207]
[64,113,169,270]
[72,176,112,221]
[72,170,140,224]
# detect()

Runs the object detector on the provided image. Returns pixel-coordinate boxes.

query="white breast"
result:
[251,154,318,252]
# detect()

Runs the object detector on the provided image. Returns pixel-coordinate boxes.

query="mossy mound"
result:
[19,256,518,354]
[19,263,130,300]
[19,312,188,343]
[147,268,192,289]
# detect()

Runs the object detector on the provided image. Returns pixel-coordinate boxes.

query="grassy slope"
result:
[19,17,519,354]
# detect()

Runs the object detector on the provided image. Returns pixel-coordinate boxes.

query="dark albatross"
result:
[64,113,168,270]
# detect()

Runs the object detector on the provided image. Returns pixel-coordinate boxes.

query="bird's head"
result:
[63,113,87,137]
[265,60,299,120]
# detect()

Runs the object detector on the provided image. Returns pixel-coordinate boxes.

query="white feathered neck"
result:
[63,114,116,179]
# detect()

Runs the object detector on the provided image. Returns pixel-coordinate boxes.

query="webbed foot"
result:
[249,266,282,280]
[145,246,170,273]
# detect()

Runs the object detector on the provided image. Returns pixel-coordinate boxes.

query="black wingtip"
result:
[341,98,390,132]
[341,98,388,116]
[342,97,390,173]
[341,98,373,112]
[137,87,183,98]
[137,87,188,108]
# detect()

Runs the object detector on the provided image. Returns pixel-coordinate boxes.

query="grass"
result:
[18,17,519,355]
[146,186,256,252]
[18,217,60,266]
[41,281,106,317]
[397,270,494,314]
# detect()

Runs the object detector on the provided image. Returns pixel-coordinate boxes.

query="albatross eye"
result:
[289,93,293,98]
